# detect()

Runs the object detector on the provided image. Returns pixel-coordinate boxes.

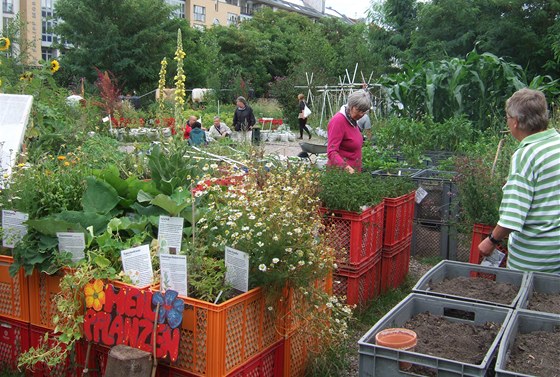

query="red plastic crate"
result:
[381,239,412,293]
[469,223,508,265]
[383,191,416,247]
[0,316,30,370]
[333,254,382,306]
[27,325,74,377]
[320,202,384,268]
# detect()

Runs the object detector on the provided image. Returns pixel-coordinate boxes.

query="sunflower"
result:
[19,71,33,81]
[84,280,106,311]
[50,59,60,73]
[0,37,10,51]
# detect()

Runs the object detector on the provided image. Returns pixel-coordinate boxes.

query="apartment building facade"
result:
[2,0,344,64]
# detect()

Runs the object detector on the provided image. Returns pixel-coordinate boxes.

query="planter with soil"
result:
[413,260,528,308]
[518,271,560,315]
[495,310,560,377]
[359,293,512,376]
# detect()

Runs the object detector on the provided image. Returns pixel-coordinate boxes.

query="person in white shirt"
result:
[208,116,232,140]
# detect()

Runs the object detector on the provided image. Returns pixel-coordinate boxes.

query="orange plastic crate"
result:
[333,254,382,306]
[320,202,384,268]
[226,339,284,377]
[383,191,416,247]
[0,255,30,322]
[158,287,282,377]
[0,316,30,371]
[381,239,412,293]
[283,329,312,377]
[28,269,65,330]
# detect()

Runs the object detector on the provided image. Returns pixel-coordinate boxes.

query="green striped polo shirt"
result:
[498,128,560,274]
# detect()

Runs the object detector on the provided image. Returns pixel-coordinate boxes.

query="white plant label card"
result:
[121,244,154,287]
[2,210,28,248]
[57,232,86,263]
[415,187,428,204]
[481,249,506,268]
[158,216,184,254]
[225,246,250,293]
[160,254,188,297]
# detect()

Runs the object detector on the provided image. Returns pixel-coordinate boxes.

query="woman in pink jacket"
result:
[327,90,371,173]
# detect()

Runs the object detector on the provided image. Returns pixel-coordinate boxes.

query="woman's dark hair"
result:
[192,121,202,129]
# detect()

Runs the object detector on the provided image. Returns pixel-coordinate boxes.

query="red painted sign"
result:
[83,281,184,361]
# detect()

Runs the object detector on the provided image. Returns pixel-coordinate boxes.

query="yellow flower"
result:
[50,59,60,73]
[57,155,66,160]
[0,37,10,51]
[19,71,33,81]
[63,161,70,166]
[84,279,106,311]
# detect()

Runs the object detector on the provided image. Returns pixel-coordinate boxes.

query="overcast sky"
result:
[325,0,372,19]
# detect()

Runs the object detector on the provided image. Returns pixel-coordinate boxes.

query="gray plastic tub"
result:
[495,310,560,377]
[412,260,528,308]
[517,271,560,314]
[359,293,513,377]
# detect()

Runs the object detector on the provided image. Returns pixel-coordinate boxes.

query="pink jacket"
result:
[327,110,363,170]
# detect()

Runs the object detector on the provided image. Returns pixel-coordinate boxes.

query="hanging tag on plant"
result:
[415,187,428,204]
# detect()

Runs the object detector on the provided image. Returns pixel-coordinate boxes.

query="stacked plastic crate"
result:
[321,202,385,307]
[0,255,30,372]
[371,169,419,293]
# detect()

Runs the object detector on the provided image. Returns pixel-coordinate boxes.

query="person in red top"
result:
[183,115,197,140]
[327,90,371,173]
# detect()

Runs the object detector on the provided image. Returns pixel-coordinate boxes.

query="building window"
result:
[193,5,206,22]
[3,0,14,14]
[41,47,56,61]
[227,13,238,26]
[225,0,238,5]
[41,9,55,43]
[41,0,54,9]
[167,0,185,19]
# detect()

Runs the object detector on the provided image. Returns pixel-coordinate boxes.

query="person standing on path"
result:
[297,93,312,140]
[232,96,256,141]
[478,88,560,274]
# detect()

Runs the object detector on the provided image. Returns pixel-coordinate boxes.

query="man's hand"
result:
[478,237,496,257]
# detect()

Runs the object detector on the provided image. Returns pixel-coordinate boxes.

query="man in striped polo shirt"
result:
[479,88,560,274]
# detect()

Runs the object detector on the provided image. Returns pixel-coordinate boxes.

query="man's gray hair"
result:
[506,88,549,132]
[347,90,371,112]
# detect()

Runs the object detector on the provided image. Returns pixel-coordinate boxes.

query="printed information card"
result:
[2,210,28,248]
[160,254,188,297]
[225,246,250,293]
[121,245,154,287]
[57,232,86,263]
[158,216,184,254]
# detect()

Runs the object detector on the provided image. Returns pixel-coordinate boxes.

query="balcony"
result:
[3,1,14,13]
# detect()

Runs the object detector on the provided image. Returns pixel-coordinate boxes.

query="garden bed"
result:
[505,329,560,376]
[404,311,500,375]
[526,291,560,314]
[427,276,519,306]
